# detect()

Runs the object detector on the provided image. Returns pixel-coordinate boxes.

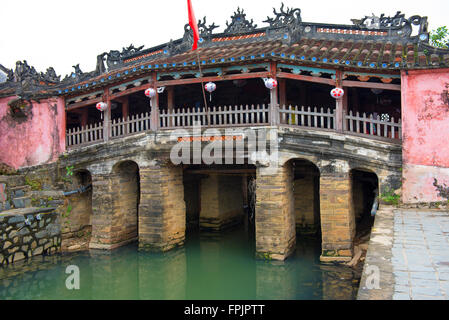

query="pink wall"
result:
[402,68,449,203]
[0,96,66,169]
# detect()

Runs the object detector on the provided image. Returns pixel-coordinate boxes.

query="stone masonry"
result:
[200,175,244,231]
[139,164,186,252]
[255,162,296,261]
[319,170,355,262]
[0,207,61,265]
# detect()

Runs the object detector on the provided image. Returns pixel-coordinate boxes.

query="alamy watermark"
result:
[169,122,279,170]
[65,265,80,290]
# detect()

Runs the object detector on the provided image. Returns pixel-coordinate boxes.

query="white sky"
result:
[1,0,448,77]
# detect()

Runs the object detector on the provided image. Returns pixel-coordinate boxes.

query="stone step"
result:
[0,175,25,187]
[0,201,12,212]
[9,185,32,198]
[12,196,32,209]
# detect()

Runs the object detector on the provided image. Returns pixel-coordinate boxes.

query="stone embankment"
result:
[0,207,61,265]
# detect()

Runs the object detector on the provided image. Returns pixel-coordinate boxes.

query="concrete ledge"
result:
[320,256,352,263]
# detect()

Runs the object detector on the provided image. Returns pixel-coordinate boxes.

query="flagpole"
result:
[196,50,210,127]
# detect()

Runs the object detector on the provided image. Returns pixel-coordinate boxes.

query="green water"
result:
[0,227,360,300]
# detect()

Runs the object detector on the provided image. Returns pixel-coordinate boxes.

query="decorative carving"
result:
[121,44,145,58]
[353,12,428,34]
[96,52,107,75]
[264,3,301,28]
[224,7,257,34]
[40,67,60,83]
[13,60,38,83]
[106,50,122,69]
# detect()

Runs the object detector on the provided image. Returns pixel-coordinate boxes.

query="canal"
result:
[0,226,361,300]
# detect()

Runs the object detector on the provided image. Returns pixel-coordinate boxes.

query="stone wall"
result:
[200,175,244,231]
[294,175,319,235]
[0,208,61,265]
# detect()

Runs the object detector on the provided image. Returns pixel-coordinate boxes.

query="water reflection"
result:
[0,227,360,300]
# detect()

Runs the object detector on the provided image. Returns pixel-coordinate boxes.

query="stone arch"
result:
[284,158,321,237]
[63,169,93,249]
[110,160,141,244]
[350,168,379,242]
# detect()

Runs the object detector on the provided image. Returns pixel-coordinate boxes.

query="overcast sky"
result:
[1,0,448,77]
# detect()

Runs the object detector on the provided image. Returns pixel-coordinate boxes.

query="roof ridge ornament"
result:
[263,2,302,28]
[352,11,429,41]
[224,7,257,34]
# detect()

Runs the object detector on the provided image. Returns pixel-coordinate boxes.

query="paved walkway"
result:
[358,207,449,300]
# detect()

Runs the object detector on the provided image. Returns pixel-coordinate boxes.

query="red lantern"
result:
[330,87,345,99]
[205,82,216,101]
[264,78,278,90]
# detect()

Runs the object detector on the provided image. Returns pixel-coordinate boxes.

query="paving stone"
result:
[412,295,445,300]
[411,285,443,297]
[393,293,411,300]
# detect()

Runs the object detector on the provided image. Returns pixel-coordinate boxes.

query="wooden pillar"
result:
[103,88,111,142]
[121,96,129,135]
[167,86,175,127]
[269,61,279,126]
[150,74,159,131]
[122,96,129,120]
[279,78,287,108]
[335,70,348,132]
[80,107,88,128]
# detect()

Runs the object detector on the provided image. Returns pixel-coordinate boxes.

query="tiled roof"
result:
[2,6,449,99]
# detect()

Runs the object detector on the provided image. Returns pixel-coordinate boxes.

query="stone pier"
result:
[255,163,296,261]
[139,164,186,251]
[319,168,355,262]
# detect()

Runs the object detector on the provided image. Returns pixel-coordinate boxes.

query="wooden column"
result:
[121,96,129,135]
[80,107,89,128]
[150,74,159,131]
[103,88,111,142]
[279,78,287,108]
[121,96,129,120]
[269,61,279,126]
[335,70,348,132]
[167,86,175,127]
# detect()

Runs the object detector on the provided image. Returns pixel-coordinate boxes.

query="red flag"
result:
[187,0,200,51]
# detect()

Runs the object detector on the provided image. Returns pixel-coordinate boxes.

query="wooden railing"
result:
[279,105,335,130]
[111,113,151,139]
[160,104,270,129]
[345,111,402,140]
[66,105,402,148]
[66,122,104,148]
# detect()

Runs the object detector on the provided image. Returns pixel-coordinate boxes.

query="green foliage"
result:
[62,165,74,183]
[430,26,449,49]
[381,188,401,206]
[25,176,42,191]
[63,203,72,218]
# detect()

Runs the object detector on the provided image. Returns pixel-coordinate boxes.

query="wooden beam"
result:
[277,72,336,86]
[109,82,152,100]
[342,80,401,91]
[66,97,102,111]
[156,71,271,87]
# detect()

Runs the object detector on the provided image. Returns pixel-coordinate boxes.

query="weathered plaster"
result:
[401,69,449,203]
[0,96,66,169]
